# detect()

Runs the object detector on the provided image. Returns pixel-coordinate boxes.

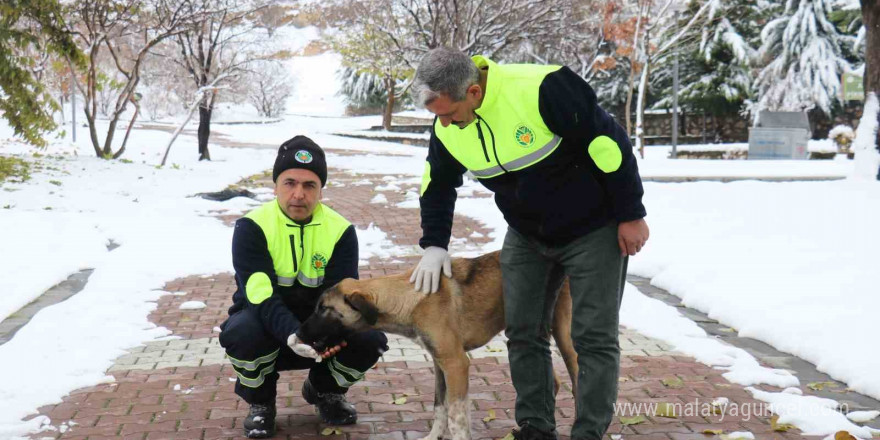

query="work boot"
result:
[243,401,276,438]
[302,378,357,425]
[511,422,558,440]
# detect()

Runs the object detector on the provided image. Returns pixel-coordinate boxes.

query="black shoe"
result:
[243,401,276,438]
[302,379,358,425]
[511,422,558,440]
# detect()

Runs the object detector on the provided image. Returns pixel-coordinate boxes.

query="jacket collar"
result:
[472,55,501,115]
[274,200,324,226]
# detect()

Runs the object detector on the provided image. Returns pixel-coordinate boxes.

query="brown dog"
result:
[297,251,578,440]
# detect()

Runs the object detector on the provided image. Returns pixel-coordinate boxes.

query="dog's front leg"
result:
[440,353,472,440]
[420,359,449,440]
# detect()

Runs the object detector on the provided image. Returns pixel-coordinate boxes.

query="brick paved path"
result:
[26,161,822,440]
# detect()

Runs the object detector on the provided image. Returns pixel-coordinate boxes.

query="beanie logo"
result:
[295,150,313,163]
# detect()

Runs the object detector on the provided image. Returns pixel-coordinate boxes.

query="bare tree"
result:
[391,0,567,58]
[65,0,208,159]
[247,61,293,118]
[319,0,569,126]
[163,0,273,161]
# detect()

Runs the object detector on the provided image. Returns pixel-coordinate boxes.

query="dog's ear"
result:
[345,290,379,325]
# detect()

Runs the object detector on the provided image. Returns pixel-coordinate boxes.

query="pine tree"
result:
[652,0,761,116]
[754,0,852,115]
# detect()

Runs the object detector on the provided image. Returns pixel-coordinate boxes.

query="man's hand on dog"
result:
[409,246,453,294]
[288,334,347,361]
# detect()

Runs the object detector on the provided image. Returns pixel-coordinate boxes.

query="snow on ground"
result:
[628,178,880,403]
[179,301,207,310]
[0,123,274,437]
[284,49,348,117]
[747,387,873,438]
[639,144,853,179]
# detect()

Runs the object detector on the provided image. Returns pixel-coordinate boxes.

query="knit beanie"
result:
[272,135,327,187]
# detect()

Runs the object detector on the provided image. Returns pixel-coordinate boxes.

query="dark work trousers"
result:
[219,307,388,404]
[501,224,627,440]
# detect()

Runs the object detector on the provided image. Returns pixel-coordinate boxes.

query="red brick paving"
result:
[26,165,822,439]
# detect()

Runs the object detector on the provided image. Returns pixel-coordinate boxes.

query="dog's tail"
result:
[552,281,579,400]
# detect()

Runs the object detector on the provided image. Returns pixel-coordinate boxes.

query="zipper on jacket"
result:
[287,223,307,273]
[288,232,298,272]
[476,115,507,173]
[476,120,490,162]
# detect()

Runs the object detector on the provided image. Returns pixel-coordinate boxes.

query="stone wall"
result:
[625,101,866,144]
[626,112,751,144]
[809,102,864,139]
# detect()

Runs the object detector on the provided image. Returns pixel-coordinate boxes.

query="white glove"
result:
[287,334,322,362]
[409,246,452,294]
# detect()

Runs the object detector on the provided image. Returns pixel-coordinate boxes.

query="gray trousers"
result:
[501,224,626,440]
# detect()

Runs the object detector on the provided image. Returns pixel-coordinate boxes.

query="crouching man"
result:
[219,135,388,438]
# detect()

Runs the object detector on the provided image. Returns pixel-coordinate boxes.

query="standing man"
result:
[409,48,649,440]
[220,135,388,439]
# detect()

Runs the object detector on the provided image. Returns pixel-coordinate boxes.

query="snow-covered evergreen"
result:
[652,0,759,115]
[754,0,851,116]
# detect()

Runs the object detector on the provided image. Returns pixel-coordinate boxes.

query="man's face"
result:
[425,86,482,129]
[275,168,322,222]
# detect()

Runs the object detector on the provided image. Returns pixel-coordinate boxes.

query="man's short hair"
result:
[412,47,480,107]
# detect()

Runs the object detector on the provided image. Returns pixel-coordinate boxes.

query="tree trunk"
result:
[625,65,636,138]
[197,93,213,161]
[864,0,879,152]
[636,56,650,159]
[84,52,103,158]
[383,76,395,131]
[85,111,101,157]
[102,114,120,158]
[625,1,646,138]
[864,0,879,96]
[115,98,140,159]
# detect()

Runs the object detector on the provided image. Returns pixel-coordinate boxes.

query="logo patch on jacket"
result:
[311,253,327,270]
[515,124,535,147]
[295,150,313,163]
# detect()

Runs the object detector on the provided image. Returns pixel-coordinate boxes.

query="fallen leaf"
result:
[661,377,684,388]
[702,429,724,435]
[835,431,858,440]
[321,427,342,435]
[720,433,753,440]
[807,381,837,391]
[618,377,631,383]
[483,409,496,422]
[499,433,515,440]
[770,415,795,432]
[391,396,407,405]
[486,346,504,353]
[653,402,678,418]
[619,415,647,425]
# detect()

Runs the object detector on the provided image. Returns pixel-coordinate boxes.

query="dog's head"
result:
[296,279,379,352]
